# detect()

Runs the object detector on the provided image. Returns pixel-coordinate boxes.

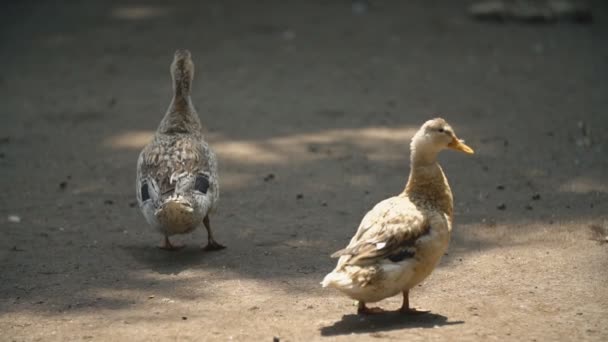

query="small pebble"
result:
[104,199,114,205]
[296,194,303,199]
[497,203,506,210]
[321,202,328,207]
[273,337,280,342]
[128,201,137,208]
[182,316,188,320]
[496,185,505,190]
[59,181,68,190]
[532,193,541,200]
[8,215,21,223]
[525,205,533,210]
[263,173,275,182]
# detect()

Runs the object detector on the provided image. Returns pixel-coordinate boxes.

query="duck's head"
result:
[170,49,195,84]
[411,118,474,162]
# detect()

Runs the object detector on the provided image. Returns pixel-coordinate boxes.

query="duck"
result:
[135,49,224,251]
[321,118,474,314]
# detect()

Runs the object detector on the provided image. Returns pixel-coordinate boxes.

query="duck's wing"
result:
[331,196,429,266]
[137,135,216,202]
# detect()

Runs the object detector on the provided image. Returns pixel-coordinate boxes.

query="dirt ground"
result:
[1,1,607,341]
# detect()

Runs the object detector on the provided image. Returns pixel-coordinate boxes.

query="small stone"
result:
[296,194,303,200]
[59,181,68,190]
[148,295,155,299]
[104,199,114,205]
[128,201,137,208]
[497,203,506,210]
[496,185,505,190]
[263,173,275,182]
[273,337,280,342]
[182,316,188,320]
[532,193,541,200]
[321,202,328,207]
[525,205,533,210]
[307,144,320,153]
[8,215,21,223]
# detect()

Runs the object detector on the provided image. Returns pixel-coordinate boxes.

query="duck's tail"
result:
[155,195,197,235]
[321,270,353,289]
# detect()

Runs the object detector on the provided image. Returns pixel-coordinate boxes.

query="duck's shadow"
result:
[121,244,224,275]
[320,311,463,336]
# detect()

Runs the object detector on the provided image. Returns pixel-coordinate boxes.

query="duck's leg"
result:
[157,236,185,251]
[357,301,386,315]
[398,290,429,315]
[202,215,226,251]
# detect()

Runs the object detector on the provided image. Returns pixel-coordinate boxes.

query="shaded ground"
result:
[1,0,607,341]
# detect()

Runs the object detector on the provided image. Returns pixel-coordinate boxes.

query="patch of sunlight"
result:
[111,6,169,20]
[104,130,154,149]
[559,177,608,194]
[347,174,375,187]
[103,125,418,164]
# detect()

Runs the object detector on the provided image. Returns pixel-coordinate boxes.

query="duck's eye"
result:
[141,183,150,201]
[195,174,209,194]
[438,128,444,133]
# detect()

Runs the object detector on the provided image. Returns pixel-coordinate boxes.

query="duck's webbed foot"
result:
[157,236,185,251]
[357,302,386,315]
[202,215,226,251]
[398,290,429,315]
[203,239,226,251]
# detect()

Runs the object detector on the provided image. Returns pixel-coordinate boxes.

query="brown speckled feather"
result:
[332,196,429,266]
[139,133,213,196]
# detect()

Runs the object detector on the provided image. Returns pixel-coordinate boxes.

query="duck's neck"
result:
[403,152,454,221]
[158,74,202,135]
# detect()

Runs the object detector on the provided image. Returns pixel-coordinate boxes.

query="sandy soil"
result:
[1,1,607,341]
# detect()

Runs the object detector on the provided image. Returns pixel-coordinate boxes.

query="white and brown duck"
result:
[322,118,474,314]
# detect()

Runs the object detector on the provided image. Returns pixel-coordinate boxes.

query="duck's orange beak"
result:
[448,137,474,154]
